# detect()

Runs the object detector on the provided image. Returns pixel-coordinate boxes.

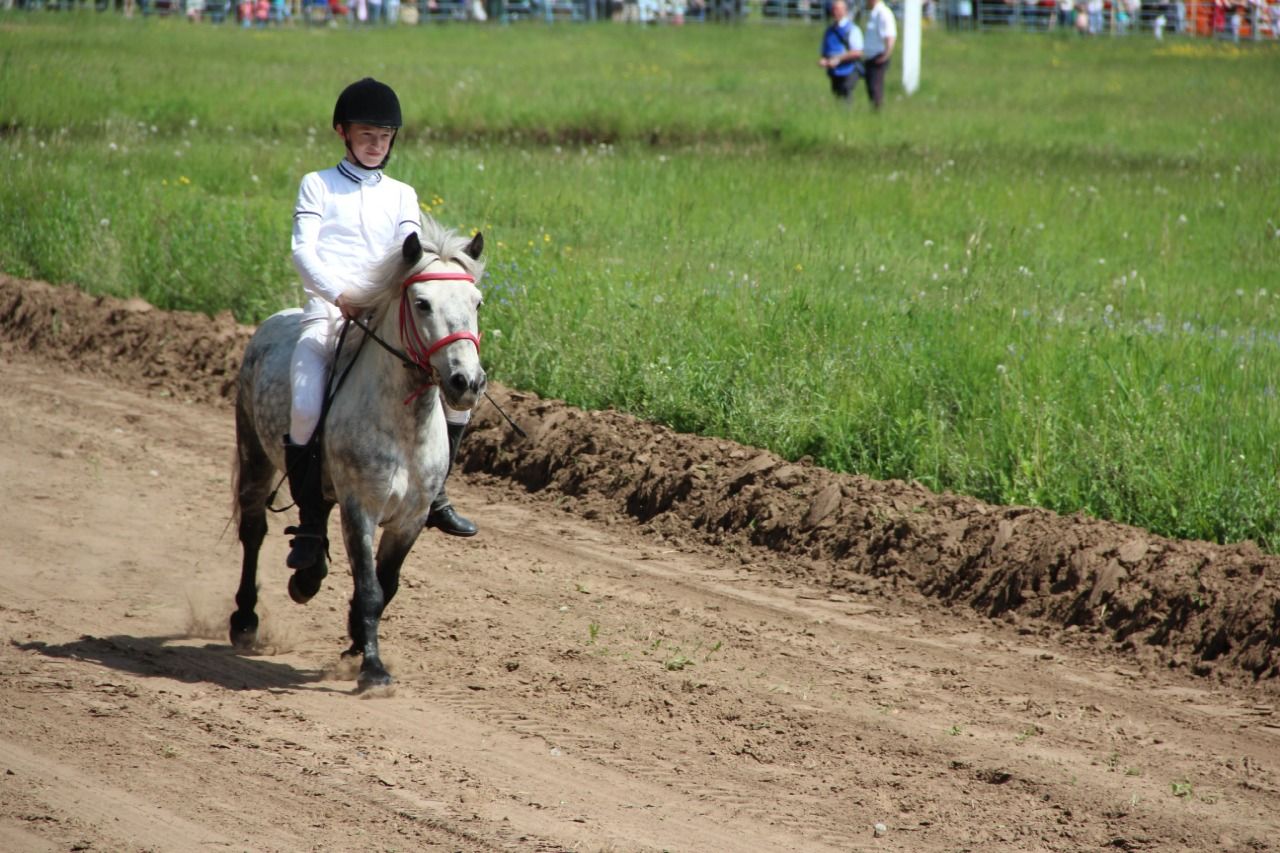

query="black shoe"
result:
[283,437,329,570]
[427,494,478,535]
[425,500,478,537]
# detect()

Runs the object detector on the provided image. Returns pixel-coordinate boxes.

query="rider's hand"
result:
[336,293,361,321]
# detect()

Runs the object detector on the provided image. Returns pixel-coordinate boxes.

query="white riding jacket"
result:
[291,159,421,314]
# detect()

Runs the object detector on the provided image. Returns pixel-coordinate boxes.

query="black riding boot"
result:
[283,437,329,570]
[425,422,478,537]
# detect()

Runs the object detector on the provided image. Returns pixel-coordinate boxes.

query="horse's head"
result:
[397,228,487,412]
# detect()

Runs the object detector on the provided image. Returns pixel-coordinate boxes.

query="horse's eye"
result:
[415,298,432,314]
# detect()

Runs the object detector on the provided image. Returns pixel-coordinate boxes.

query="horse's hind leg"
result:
[231,507,267,649]
[229,411,273,650]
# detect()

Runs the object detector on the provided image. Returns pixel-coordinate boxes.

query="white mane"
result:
[348,216,486,316]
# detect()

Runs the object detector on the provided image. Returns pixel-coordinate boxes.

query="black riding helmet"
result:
[333,78,402,169]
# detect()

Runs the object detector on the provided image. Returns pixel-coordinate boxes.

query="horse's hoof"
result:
[228,611,259,650]
[357,668,393,693]
[288,570,324,604]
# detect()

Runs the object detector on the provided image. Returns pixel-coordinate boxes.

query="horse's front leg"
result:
[374,524,421,616]
[342,521,421,691]
[340,504,422,691]
[339,502,385,689]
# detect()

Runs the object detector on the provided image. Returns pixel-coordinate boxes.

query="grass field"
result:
[2,14,1279,548]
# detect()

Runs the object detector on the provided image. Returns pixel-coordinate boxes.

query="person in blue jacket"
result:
[818,0,865,103]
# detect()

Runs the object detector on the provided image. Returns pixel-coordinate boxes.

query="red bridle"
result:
[397,271,481,403]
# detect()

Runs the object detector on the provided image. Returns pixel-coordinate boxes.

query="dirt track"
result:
[2,276,1279,852]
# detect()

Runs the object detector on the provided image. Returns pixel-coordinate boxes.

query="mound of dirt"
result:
[0,275,252,406]
[4,273,1278,688]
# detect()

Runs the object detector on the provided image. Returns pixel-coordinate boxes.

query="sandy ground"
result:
[1,278,1279,852]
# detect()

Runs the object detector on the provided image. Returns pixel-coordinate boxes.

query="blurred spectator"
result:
[863,0,896,109]
[1056,0,1073,28]
[1086,0,1103,32]
[1118,0,1138,32]
[818,0,864,103]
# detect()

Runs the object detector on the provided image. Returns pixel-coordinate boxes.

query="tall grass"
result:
[2,14,1279,547]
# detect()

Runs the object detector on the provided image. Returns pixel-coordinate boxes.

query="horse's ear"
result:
[402,232,423,265]
[463,232,484,260]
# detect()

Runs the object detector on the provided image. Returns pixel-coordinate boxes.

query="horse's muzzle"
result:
[445,368,487,410]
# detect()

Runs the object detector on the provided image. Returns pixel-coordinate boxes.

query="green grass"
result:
[2,14,1279,548]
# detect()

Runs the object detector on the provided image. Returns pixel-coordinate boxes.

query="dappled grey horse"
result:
[230,220,486,691]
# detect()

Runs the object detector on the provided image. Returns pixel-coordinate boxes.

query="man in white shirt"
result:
[863,0,897,110]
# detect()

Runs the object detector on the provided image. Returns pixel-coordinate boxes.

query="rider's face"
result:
[339,123,396,168]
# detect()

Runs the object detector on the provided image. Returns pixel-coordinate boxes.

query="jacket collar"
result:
[337,159,383,186]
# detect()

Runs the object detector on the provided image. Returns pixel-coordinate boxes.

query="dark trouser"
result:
[866,55,890,109]
[829,72,859,101]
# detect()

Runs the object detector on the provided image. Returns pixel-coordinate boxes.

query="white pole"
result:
[903,0,922,96]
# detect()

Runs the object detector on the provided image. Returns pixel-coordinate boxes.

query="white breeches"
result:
[289,297,471,445]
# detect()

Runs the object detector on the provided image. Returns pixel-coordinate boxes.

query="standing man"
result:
[819,0,865,104]
[863,0,898,110]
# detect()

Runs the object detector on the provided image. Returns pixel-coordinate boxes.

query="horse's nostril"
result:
[449,373,468,393]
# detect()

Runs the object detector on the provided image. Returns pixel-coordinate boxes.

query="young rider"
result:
[285,77,478,574]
